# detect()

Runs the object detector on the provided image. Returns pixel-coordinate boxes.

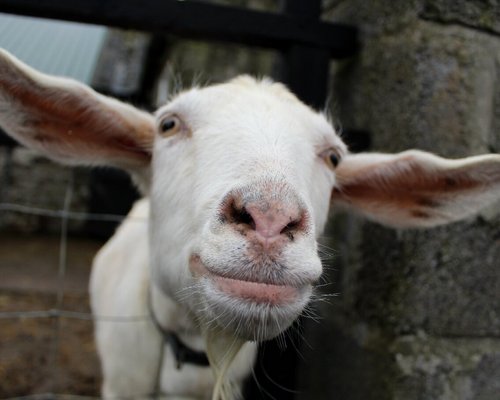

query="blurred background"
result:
[0,1,499,399]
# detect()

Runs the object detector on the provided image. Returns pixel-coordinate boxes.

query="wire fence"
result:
[0,169,153,400]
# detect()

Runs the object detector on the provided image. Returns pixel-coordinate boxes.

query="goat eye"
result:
[324,148,342,169]
[159,115,182,136]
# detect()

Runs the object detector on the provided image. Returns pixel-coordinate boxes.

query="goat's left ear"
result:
[0,49,155,171]
[332,150,500,228]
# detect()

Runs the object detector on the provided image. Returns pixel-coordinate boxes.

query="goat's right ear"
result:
[331,150,500,228]
[0,49,155,171]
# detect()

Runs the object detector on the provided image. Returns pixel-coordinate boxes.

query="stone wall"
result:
[298,2,500,399]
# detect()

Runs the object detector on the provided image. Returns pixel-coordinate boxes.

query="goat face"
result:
[150,77,347,340]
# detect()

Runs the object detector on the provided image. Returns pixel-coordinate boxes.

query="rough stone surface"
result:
[421,0,500,36]
[324,0,421,37]
[353,218,500,336]
[392,333,500,400]
[325,0,500,37]
[333,20,500,157]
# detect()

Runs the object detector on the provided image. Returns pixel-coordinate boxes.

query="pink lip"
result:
[189,255,299,305]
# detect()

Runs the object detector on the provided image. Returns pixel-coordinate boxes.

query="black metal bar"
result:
[0,0,356,58]
[281,44,331,109]
[282,0,322,19]
[133,34,171,108]
[273,0,343,108]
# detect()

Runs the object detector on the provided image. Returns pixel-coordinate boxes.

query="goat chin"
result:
[199,279,311,341]
[189,253,313,341]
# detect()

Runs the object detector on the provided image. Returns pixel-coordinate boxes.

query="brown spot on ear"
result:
[438,175,480,192]
[411,210,431,219]
[445,177,457,187]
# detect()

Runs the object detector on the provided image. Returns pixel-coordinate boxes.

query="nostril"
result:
[280,216,304,240]
[281,220,300,234]
[228,201,256,230]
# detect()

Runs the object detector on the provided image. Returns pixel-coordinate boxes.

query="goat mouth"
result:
[189,254,301,306]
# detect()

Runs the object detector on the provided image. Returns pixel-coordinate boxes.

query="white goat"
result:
[1,48,499,399]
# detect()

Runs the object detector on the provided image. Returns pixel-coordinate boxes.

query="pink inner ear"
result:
[330,151,500,228]
[23,115,152,167]
[2,69,153,168]
[335,155,482,205]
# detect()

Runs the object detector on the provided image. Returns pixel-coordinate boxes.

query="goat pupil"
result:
[330,153,339,167]
[161,119,176,132]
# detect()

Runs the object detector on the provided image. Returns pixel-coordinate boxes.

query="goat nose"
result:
[222,194,308,243]
[244,203,305,240]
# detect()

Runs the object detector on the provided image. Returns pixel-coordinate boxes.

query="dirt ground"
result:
[0,233,105,397]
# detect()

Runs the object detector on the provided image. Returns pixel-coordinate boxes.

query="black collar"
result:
[148,289,210,370]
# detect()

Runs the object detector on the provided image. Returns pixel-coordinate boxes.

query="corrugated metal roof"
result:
[0,13,107,84]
